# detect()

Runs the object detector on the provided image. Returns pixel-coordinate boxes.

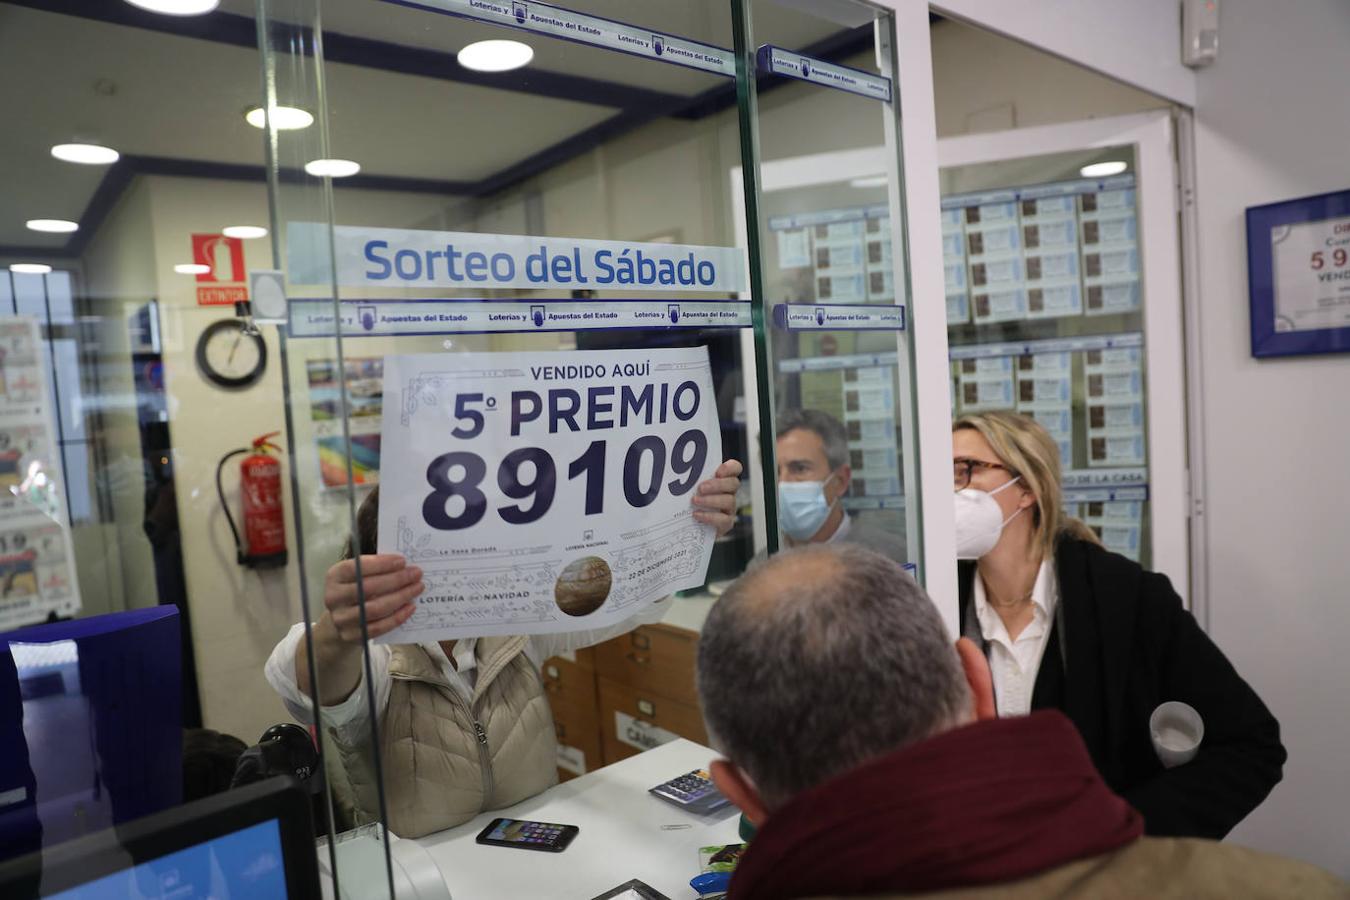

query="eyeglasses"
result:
[953,457,1015,491]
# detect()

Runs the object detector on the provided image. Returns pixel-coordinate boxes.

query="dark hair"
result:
[775,408,849,471]
[340,486,380,559]
[697,544,969,809]
[182,728,247,802]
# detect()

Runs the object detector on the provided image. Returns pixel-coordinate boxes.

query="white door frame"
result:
[938,110,1189,601]
[725,0,962,647]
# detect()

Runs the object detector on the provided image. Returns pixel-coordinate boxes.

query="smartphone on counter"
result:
[475,817,579,852]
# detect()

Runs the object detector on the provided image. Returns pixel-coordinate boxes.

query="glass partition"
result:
[0,0,293,890]
[732,0,922,574]
[255,1,766,894]
[2,1,925,896]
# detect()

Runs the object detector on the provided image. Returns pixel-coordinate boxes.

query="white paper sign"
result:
[287,223,745,294]
[615,711,681,753]
[375,347,722,642]
[1271,216,1350,331]
[0,317,82,629]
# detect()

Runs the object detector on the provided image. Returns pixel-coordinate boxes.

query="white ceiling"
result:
[0,1,852,249]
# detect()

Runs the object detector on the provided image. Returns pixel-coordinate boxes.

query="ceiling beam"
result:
[6,0,690,112]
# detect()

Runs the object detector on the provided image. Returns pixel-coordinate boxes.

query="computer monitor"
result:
[0,606,183,861]
[0,776,320,899]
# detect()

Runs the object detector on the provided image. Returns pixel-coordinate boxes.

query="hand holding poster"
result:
[375,347,722,642]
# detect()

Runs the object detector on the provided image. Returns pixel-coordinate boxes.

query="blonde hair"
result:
[953,411,1100,559]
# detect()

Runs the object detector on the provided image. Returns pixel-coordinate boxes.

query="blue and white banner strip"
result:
[779,351,898,374]
[756,45,892,103]
[287,223,746,294]
[768,204,890,232]
[765,174,1137,231]
[941,174,1136,211]
[1063,485,1149,503]
[288,299,752,338]
[1062,467,1149,503]
[382,0,734,77]
[773,303,906,331]
[1063,467,1147,488]
[948,331,1143,361]
[843,494,906,512]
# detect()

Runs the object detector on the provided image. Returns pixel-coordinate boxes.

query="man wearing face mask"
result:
[772,409,906,563]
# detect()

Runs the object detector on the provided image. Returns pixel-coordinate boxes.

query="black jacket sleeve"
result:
[1122,570,1286,839]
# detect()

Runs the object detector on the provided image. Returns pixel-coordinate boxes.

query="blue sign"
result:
[773,302,906,331]
[756,44,892,102]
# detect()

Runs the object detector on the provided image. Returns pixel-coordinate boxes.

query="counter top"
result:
[414,739,740,899]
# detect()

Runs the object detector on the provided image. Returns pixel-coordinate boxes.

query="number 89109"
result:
[422,431,708,530]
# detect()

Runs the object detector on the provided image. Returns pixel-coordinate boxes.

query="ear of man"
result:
[955,637,997,721]
[709,759,769,826]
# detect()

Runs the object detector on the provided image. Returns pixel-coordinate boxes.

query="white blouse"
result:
[973,561,1060,717]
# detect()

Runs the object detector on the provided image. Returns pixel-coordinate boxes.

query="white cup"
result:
[1150,701,1204,768]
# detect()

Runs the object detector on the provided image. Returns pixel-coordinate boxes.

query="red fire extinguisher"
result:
[216,432,288,568]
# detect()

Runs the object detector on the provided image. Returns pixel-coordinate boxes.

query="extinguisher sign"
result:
[191,233,250,306]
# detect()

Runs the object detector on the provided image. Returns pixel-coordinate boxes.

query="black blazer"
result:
[958,537,1286,839]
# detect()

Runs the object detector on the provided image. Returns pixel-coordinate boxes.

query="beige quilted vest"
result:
[324,635,558,838]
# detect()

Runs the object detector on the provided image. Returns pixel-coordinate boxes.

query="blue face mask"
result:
[777,472,839,541]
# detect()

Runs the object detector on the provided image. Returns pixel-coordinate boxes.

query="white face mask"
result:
[778,472,839,541]
[953,476,1024,559]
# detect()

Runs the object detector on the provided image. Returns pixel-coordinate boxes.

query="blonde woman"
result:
[952,411,1283,839]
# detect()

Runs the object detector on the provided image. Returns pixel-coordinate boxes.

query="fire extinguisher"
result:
[216,432,288,568]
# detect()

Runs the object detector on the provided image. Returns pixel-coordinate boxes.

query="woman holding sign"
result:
[265,461,742,839]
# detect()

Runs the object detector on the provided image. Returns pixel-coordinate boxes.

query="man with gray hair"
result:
[697,544,1344,899]
[773,409,905,563]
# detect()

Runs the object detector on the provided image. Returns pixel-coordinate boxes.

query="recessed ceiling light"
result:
[849,175,888,189]
[51,143,120,165]
[304,159,361,178]
[122,0,221,15]
[10,264,53,275]
[457,39,534,73]
[1080,160,1128,178]
[26,219,79,234]
[174,263,212,275]
[244,105,314,130]
[222,225,268,239]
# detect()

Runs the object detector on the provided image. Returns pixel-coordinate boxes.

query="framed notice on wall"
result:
[1247,189,1350,357]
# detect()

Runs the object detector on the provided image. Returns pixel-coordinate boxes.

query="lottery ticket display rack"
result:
[743,110,1190,596]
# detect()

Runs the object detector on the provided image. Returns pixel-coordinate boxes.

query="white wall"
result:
[930,20,1166,137]
[1190,0,1350,876]
[928,0,1195,106]
[143,175,300,743]
[72,180,160,619]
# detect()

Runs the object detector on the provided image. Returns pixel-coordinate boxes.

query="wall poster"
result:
[1247,189,1350,357]
[306,356,382,488]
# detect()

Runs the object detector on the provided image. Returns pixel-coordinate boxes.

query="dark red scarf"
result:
[729,710,1142,900]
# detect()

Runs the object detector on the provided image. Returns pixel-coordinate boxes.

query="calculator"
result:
[648,769,732,815]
